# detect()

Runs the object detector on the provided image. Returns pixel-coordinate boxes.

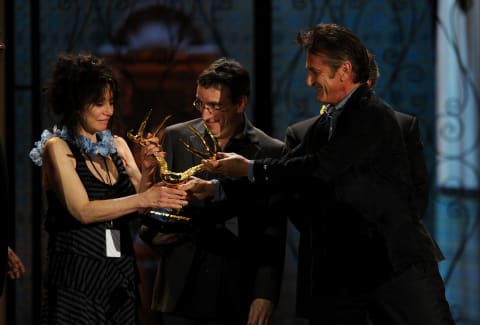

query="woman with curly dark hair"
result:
[30,52,188,324]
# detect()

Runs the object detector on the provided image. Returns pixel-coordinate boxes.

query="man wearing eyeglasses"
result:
[140,57,287,325]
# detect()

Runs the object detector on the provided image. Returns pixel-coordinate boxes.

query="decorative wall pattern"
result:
[434,1,480,323]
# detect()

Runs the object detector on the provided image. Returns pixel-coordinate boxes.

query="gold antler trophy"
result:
[127,109,217,232]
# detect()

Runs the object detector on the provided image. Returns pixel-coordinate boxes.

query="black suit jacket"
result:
[223,84,444,316]
[283,107,434,317]
[285,109,430,222]
[394,111,430,219]
[141,117,286,321]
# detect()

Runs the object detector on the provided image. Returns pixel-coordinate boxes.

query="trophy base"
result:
[141,208,193,233]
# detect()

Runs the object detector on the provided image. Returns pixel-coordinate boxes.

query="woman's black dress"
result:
[40,142,139,325]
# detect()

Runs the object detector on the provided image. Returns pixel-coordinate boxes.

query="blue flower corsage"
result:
[29,126,117,166]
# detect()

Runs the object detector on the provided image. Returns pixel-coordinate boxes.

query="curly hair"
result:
[43,52,119,131]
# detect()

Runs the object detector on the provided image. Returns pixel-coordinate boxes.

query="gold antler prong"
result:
[179,123,215,160]
[127,108,153,143]
[152,114,172,138]
[179,122,218,160]
[203,122,218,158]
[137,109,152,138]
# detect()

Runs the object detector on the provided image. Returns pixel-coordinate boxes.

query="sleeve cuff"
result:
[248,160,255,182]
[211,178,226,202]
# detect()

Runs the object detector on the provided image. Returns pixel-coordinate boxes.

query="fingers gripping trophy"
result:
[128,109,217,232]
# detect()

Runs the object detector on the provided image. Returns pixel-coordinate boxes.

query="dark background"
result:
[1,1,479,324]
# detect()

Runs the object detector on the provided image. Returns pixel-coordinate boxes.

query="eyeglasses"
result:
[193,98,225,113]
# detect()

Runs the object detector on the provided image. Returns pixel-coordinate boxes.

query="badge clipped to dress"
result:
[106,228,121,257]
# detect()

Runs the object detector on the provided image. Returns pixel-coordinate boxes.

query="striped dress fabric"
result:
[40,141,140,325]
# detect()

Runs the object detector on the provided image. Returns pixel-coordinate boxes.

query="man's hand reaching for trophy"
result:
[179,176,216,201]
[200,152,250,178]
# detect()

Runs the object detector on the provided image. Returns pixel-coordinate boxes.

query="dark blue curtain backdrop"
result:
[5,1,478,324]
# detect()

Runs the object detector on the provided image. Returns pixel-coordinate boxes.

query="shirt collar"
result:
[333,85,361,111]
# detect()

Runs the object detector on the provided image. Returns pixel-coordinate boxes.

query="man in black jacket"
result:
[285,51,429,220]
[283,51,436,320]
[186,24,455,325]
